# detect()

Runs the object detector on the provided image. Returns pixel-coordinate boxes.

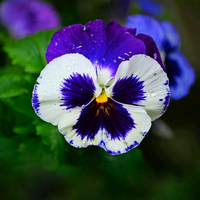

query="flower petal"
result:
[136,33,165,70]
[161,21,180,52]
[106,54,170,121]
[32,53,101,125]
[59,98,151,155]
[0,0,60,39]
[46,19,146,76]
[135,0,164,17]
[165,51,195,100]
[126,14,165,50]
[99,104,151,155]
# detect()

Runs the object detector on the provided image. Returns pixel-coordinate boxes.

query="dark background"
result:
[0,0,200,199]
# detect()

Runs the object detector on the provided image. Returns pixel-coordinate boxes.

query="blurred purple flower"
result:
[0,0,61,39]
[126,15,195,100]
[133,0,164,17]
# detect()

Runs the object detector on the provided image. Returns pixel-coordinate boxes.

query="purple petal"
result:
[126,14,165,50]
[136,33,165,70]
[0,0,60,39]
[165,51,195,100]
[46,19,146,76]
[112,75,146,105]
[60,73,96,109]
[161,21,180,52]
[72,98,135,140]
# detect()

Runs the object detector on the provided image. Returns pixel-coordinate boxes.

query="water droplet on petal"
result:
[43,90,48,94]
[150,92,156,97]
[124,53,129,56]
[118,56,125,60]
[53,85,56,88]
[73,65,78,69]
[71,60,75,64]
[83,26,86,31]
[103,58,106,62]
[91,34,94,37]
[67,66,71,71]
[113,59,117,63]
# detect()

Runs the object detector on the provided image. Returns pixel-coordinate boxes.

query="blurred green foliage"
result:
[0,0,200,200]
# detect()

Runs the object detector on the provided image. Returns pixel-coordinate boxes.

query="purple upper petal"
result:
[165,51,195,100]
[0,0,60,39]
[46,19,146,76]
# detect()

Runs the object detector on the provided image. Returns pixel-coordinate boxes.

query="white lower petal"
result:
[33,53,102,125]
[99,104,151,155]
[106,54,170,121]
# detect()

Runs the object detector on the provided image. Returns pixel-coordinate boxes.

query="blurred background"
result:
[0,0,200,199]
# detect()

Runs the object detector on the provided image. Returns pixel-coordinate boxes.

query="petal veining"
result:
[32,53,101,125]
[46,19,146,76]
[60,73,96,109]
[99,104,151,155]
[111,75,146,105]
[106,54,170,121]
[72,98,135,141]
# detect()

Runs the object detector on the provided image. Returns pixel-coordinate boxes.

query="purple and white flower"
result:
[126,14,195,100]
[0,0,60,39]
[32,20,170,155]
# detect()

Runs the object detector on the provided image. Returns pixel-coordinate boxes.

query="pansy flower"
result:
[32,19,170,155]
[126,14,195,100]
[0,0,60,39]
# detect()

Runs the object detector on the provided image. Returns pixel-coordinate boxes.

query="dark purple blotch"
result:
[60,73,95,109]
[73,98,135,141]
[112,75,146,105]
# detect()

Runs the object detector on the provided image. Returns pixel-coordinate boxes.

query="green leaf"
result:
[3,29,58,73]
[2,94,36,117]
[13,124,35,135]
[0,74,29,98]
[18,138,59,171]
[0,65,24,75]
[35,122,65,151]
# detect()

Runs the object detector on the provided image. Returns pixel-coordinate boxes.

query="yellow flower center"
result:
[96,89,108,103]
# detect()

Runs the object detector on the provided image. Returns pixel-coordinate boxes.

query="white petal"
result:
[58,107,102,147]
[99,104,151,155]
[97,67,114,87]
[33,53,101,125]
[106,54,170,121]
